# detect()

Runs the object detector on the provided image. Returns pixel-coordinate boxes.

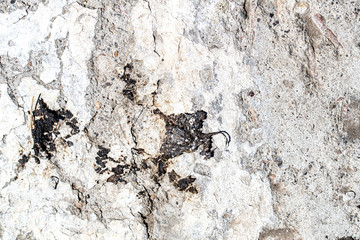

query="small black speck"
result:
[248,91,255,97]
[273,20,279,26]
[10,0,16,4]
[269,13,274,18]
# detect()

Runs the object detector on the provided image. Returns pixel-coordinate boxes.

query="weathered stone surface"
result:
[1,0,360,239]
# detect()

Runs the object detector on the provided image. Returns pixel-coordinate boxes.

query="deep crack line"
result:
[139,212,150,240]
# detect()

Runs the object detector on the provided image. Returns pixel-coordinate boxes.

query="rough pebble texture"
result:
[0,0,360,239]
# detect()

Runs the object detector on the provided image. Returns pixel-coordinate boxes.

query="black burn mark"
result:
[153,157,168,176]
[32,98,79,163]
[107,164,129,184]
[18,154,29,168]
[169,170,198,193]
[121,64,137,101]
[153,109,230,177]
[95,146,112,174]
[95,146,141,184]
[66,118,80,135]
[93,108,229,194]
[150,109,230,194]
[107,163,140,184]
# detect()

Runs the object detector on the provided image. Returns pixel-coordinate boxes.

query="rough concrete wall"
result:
[0,0,359,239]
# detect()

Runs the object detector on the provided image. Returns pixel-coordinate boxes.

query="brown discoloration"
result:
[95,101,102,110]
[306,13,343,49]
[312,13,343,49]
[342,100,360,140]
[302,12,343,81]
[259,228,301,240]
[306,44,317,79]
[245,0,258,42]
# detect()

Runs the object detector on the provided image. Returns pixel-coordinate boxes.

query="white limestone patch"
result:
[0,130,21,189]
[39,52,61,84]
[18,77,60,113]
[130,0,252,115]
[0,162,89,240]
[153,154,274,239]
[53,134,99,189]
[0,0,72,66]
[60,3,97,127]
[0,0,97,126]
[0,84,24,140]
